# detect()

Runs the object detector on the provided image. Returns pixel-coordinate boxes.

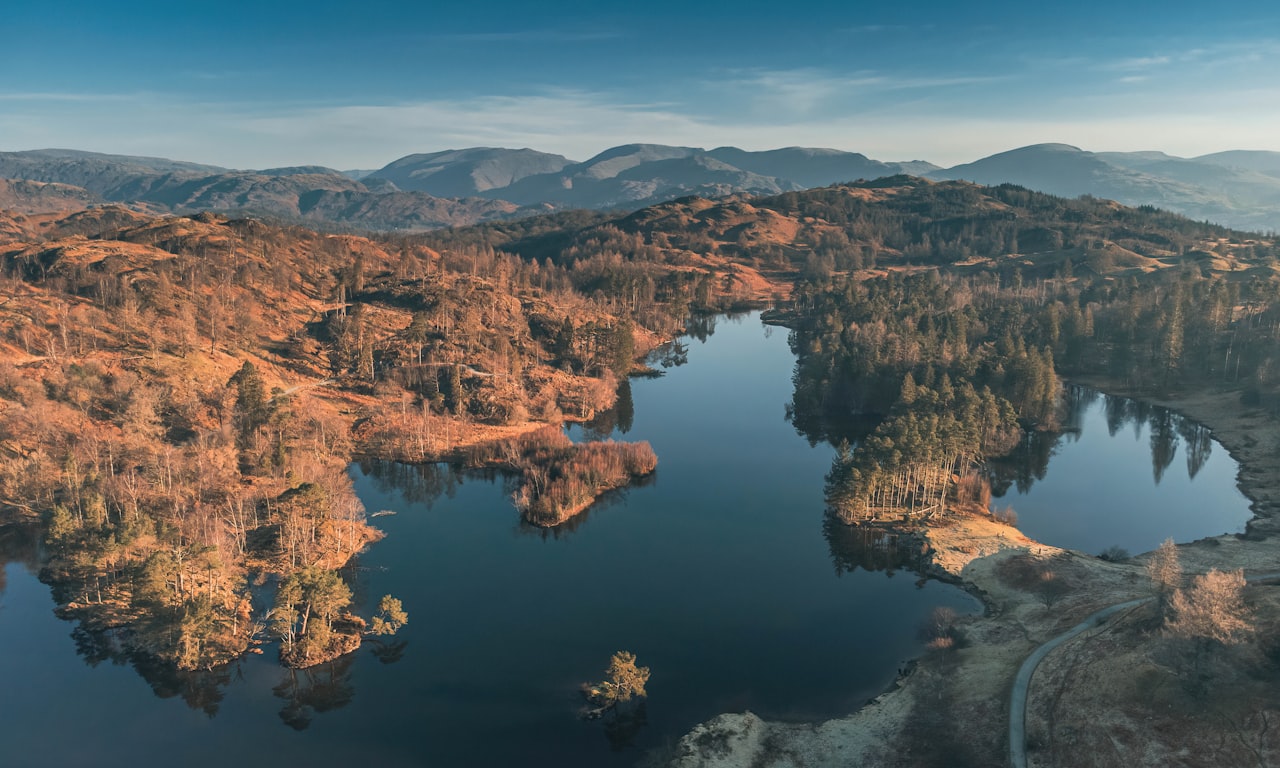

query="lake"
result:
[989,385,1252,556]
[0,312,1251,767]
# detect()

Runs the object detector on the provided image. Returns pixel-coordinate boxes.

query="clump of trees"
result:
[1166,568,1252,647]
[1163,568,1254,692]
[269,567,408,668]
[794,231,1280,524]
[270,567,359,668]
[369,595,409,636]
[0,204,663,679]
[467,426,657,526]
[1148,540,1256,694]
[790,271,1062,523]
[6,171,1280,696]
[826,372,1021,523]
[582,650,650,718]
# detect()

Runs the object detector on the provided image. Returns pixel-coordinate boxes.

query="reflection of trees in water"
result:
[684,314,718,343]
[0,524,41,596]
[70,625,121,668]
[1131,400,1153,440]
[1103,393,1132,437]
[616,380,634,434]
[785,349,887,449]
[1180,419,1213,480]
[823,517,924,577]
[514,472,658,541]
[683,311,757,344]
[1,525,235,717]
[988,429,1056,496]
[366,638,408,665]
[1149,409,1179,485]
[69,624,232,717]
[990,387,1215,496]
[1103,393,1152,440]
[602,703,648,752]
[651,341,688,369]
[273,654,357,731]
[786,376,883,450]
[359,460,462,509]
[133,653,233,718]
[1060,385,1100,438]
[581,379,634,440]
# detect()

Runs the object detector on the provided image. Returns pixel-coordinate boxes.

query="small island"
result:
[4,177,1280,764]
[466,425,657,526]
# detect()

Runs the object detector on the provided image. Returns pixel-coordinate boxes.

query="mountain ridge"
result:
[3,142,1279,232]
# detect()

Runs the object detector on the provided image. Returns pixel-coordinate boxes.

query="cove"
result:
[989,385,1252,556]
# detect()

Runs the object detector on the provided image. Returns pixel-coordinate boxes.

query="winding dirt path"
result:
[1010,571,1280,768]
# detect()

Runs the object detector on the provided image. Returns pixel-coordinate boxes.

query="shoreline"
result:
[665,380,1280,767]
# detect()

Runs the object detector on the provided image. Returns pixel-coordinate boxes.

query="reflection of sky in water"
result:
[994,389,1251,556]
[0,312,976,768]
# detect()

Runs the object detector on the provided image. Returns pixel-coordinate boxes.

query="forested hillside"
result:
[0,205,703,675]
[430,177,1280,526]
[2,176,1277,686]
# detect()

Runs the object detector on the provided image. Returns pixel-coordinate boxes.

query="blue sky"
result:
[3,1,1279,169]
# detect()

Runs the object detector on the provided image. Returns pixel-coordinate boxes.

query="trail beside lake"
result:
[668,384,1280,768]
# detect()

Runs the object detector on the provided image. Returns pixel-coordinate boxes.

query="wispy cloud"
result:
[4,72,1280,170]
[179,70,250,82]
[841,24,932,33]
[421,28,622,43]
[1095,38,1280,75]
[715,67,1009,118]
[1180,38,1280,65]
[239,91,709,161]
[1104,55,1173,71]
[0,91,138,103]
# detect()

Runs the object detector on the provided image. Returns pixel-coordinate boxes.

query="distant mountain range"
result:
[928,143,1280,232]
[0,149,522,230]
[1,143,1278,232]
[357,144,935,209]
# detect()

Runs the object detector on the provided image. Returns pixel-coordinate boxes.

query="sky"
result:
[3,0,1280,170]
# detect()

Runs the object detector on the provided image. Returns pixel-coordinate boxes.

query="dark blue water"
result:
[0,313,975,767]
[0,314,1249,767]
[343,313,977,765]
[990,386,1251,556]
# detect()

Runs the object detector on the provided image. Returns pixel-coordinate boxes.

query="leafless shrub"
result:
[992,505,1018,526]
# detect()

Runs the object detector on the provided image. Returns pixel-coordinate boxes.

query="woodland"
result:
[2,176,1278,691]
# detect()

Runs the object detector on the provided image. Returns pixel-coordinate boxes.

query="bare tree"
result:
[1165,568,1252,646]
[1147,537,1182,617]
[582,651,650,718]
[1164,568,1253,693]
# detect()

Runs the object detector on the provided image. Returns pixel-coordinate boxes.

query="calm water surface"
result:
[0,313,975,768]
[990,386,1252,556]
[0,316,1255,767]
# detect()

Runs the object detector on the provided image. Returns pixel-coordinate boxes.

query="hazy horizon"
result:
[4,1,1280,169]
